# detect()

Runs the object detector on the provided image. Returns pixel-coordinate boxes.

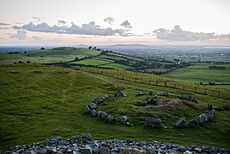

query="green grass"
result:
[0,48,101,65]
[0,64,229,149]
[163,63,230,84]
[70,58,112,66]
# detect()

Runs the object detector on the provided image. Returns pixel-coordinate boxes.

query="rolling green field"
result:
[70,58,131,69]
[164,63,230,84]
[0,47,101,65]
[0,64,229,149]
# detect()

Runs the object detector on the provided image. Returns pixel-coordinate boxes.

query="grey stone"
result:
[187,118,199,127]
[196,114,208,124]
[106,115,116,122]
[89,103,97,110]
[85,106,91,114]
[175,117,186,127]
[90,109,97,117]
[97,111,102,118]
[145,117,161,127]
[209,109,216,121]
[120,116,128,124]
[101,112,108,119]
[146,96,151,105]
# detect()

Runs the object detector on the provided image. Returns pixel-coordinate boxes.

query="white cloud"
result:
[13,21,131,36]
[10,30,27,40]
[153,25,230,41]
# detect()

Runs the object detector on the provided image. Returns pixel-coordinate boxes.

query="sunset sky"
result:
[0,0,230,45]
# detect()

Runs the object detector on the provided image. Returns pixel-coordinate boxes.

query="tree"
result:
[88,46,92,50]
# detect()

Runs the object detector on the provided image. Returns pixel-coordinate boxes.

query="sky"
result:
[0,0,230,45]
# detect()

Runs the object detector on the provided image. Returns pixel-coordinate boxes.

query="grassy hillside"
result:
[0,64,229,149]
[0,47,101,65]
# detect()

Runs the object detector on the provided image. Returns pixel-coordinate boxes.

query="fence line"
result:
[79,67,227,99]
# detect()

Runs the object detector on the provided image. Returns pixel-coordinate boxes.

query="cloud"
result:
[0,22,11,29]
[103,17,114,25]
[10,30,27,40]
[153,25,230,41]
[13,21,131,36]
[0,22,10,26]
[120,20,132,30]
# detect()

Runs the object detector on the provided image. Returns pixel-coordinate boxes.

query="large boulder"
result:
[187,118,199,127]
[175,117,186,127]
[145,117,161,127]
